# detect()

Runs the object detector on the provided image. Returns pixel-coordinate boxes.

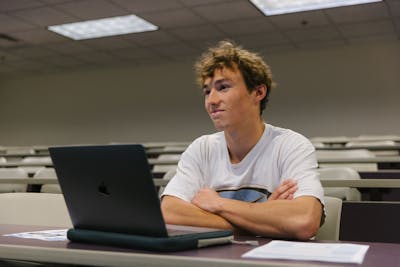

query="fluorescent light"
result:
[48,15,158,40]
[250,0,382,16]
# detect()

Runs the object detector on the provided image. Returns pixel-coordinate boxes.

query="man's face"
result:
[203,66,260,131]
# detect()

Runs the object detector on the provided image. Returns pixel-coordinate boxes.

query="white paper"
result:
[242,240,369,264]
[4,229,68,241]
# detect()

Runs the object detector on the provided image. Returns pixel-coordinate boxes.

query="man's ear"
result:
[254,85,267,102]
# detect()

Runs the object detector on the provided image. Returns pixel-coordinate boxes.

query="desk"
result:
[316,145,400,151]
[1,225,400,267]
[0,159,178,168]
[320,179,400,188]
[359,170,400,179]
[317,156,400,169]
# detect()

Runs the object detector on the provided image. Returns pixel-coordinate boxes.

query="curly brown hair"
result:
[194,40,275,115]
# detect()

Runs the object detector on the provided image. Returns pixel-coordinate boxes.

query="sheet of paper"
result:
[242,240,369,264]
[4,229,68,241]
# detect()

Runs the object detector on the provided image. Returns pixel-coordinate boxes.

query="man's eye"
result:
[203,89,210,95]
[217,84,230,91]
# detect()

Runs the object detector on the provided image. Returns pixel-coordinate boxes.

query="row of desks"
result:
[0,223,398,267]
[0,223,399,267]
[2,144,400,157]
[1,177,400,189]
[1,156,400,166]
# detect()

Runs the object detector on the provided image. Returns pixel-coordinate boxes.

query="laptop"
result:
[49,144,233,251]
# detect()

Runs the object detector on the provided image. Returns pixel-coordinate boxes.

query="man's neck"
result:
[224,120,266,164]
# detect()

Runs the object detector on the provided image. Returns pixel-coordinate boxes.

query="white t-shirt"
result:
[162,124,324,206]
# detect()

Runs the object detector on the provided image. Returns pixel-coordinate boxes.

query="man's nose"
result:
[207,88,220,104]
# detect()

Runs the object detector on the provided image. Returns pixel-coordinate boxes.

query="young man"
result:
[161,41,324,240]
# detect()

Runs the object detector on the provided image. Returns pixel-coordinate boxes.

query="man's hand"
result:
[269,179,298,201]
[191,188,223,213]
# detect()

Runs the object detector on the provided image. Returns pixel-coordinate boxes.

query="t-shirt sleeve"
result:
[278,132,325,206]
[161,138,205,202]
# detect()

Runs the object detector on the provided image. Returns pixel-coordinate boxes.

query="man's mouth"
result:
[210,109,223,118]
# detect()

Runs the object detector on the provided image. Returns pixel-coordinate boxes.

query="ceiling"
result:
[0,0,399,77]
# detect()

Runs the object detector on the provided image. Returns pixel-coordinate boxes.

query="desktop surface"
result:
[1,224,400,267]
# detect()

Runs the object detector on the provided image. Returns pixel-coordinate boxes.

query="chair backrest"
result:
[19,156,53,176]
[345,140,399,156]
[33,167,62,193]
[317,149,377,171]
[0,168,29,193]
[0,192,72,227]
[158,168,176,197]
[5,147,35,155]
[316,149,375,159]
[317,167,361,201]
[315,196,342,241]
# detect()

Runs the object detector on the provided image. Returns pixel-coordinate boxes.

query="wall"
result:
[0,40,399,146]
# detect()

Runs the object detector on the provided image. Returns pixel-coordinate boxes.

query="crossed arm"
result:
[161,180,323,240]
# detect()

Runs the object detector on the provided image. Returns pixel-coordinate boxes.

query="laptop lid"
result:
[49,144,170,237]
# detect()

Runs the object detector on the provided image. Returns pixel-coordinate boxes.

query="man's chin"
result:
[213,123,225,131]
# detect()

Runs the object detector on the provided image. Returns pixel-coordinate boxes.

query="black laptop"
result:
[49,144,233,251]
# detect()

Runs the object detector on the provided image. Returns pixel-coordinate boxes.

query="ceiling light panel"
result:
[250,0,382,16]
[48,15,158,40]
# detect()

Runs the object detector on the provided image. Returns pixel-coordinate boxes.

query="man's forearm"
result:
[211,196,322,240]
[161,195,233,229]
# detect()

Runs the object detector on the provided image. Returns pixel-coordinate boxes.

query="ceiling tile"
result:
[109,46,157,60]
[269,10,331,30]
[0,14,37,33]
[43,41,93,55]
[325,2,390,24]
[55,0,129,20]
[122,31,180,46]
[232,31,291,48]
[140,8,206,29]
[339,19,395,38]
[13,6,77,26]
[39,0,74,4]
[0,51,24,62]
[347,33,399,44]
[110,0,183,13]
[386,0,400,16]
[286,26,342,42]
[170,25,225,41]
[75,51,116,63]
[0,64,17,74]
[79,37,135,51]
[10,46,60,59]
[180,0,234,7]
[258,43,296,55]
[39,56,85,67]
[192,1,262,22]
[150,42,199,58]
[217,17,275,36]
[0,36,22,48]
[296,39,347,49]
[0,0,44,12]
[11,28,67,44]
[6,58,48,70]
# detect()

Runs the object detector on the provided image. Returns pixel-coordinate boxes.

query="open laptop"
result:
[49,144,233,251]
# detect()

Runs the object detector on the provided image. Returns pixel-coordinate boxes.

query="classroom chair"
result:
[33,167,62,194]
[316,149,377,171]
[0,192,72,227]
[315,196,342,241]
[0,168,29,193]
[20,156,53,176]
[317,167,361,201]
